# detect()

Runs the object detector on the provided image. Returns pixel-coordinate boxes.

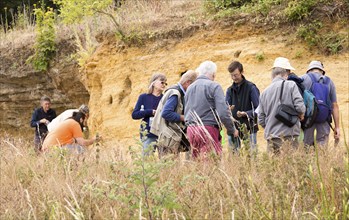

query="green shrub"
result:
[255,51,265,61]
[297,21,347,55]
[251,0,283,16]
[27,6,56,71]
[296,20,322,47]
[204,0,252,12]
[319,32,347,55]
[284,0,317,21]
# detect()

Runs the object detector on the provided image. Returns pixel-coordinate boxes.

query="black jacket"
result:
[226,77,259,133]
[30,107,56,137]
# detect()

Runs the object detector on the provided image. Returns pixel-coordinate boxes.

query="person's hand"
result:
[152,109,156,115]
[40,118,49,124]
[233,129,239,138]
[299,113,304,121]
[237,111,247,118]
[334,127,340,141]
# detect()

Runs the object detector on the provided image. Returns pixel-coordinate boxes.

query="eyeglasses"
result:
[160,81,168,86]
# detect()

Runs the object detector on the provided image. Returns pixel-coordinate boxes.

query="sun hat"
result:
[306,60,325,74]
[78,104,89,115]
[271,57,295,70]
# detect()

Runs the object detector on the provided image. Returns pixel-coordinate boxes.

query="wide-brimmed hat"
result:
[306,60,325,74]
[271,57,295,70]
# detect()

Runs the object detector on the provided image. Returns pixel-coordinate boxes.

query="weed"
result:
[294,50,303,59]
[255,51,265,61]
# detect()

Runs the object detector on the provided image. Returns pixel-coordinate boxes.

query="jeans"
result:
[142,136,157,156]
[228,132,257,153]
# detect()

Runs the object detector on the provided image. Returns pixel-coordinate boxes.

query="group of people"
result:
[30,57,339,157]
[132,57,340,159]
[30,99,100,153]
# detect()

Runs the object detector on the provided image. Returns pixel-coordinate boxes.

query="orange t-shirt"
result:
[43,119,83,148]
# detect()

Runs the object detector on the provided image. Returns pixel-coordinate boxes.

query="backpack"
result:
[308,73,332,123]
[301,89,318,129]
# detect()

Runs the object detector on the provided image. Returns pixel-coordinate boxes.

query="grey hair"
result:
[40,95,51,103]
[179,70,198,84]
[147,72,167,94]
[196,61,217,77]
[272,67,288,78]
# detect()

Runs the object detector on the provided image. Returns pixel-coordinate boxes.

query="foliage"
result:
[204,0,252,12]
[297,21,347,55]
[27,6,56,71]
[284,0,317,21]
[297,20,323,47]
[54,0,123,37]
[250,0,283,16]
[255,51,265,62]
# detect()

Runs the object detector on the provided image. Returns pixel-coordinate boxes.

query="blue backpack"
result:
[308,73,332,123]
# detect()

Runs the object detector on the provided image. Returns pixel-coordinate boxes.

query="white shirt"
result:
[47,109,78,132]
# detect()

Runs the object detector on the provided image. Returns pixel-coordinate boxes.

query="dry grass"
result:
[0,0,204,50]
[1,132,348,219]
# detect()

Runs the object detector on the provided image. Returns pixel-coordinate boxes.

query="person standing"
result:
[301,61,340,147]
[30,96,56,152]
[150,70,198,158]
[225,61,260,153]
[258,57,305,153]
[132,73,167,156]
[184,61,238,159]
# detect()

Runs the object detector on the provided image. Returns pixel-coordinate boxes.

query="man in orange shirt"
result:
[42,112,100,153]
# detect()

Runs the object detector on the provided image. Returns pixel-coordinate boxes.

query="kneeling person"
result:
[150,70,198,158]
[42,112,100,153]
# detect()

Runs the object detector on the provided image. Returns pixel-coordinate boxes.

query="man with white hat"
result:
[258,57,305,153]
[301,61,340,147]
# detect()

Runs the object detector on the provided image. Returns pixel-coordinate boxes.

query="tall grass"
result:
[1,132,347,219]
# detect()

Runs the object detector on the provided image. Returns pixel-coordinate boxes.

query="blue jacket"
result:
[30,107,56,137]
[132,93,163,139]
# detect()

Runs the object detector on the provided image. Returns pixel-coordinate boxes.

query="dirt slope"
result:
[84,26,349,148]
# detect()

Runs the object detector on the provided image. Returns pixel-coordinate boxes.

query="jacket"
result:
[184,75,236,135]
[150,85,185,145]
[226,77,259,133]
[30,107,57,137]
[258,77,305,140]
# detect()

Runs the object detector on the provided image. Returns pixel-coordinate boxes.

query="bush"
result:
[27,6,56,71]
[284,0,317,21]
[204,0,252,12]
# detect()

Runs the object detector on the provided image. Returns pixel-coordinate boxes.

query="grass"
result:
[1,133,347,219]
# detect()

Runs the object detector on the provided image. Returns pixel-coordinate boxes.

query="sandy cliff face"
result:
[1,26,348,148]
[84,27,349,147]
[0,39,89,134]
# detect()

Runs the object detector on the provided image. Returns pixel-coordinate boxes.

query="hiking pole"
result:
[37,123,43,151]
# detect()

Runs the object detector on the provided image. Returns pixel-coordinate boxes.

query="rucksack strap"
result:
[279,80,285,104]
